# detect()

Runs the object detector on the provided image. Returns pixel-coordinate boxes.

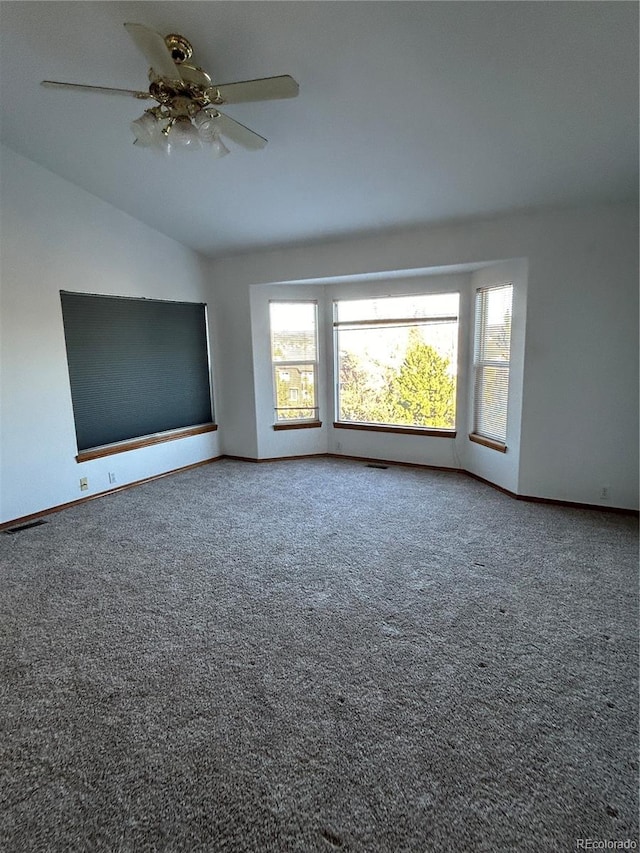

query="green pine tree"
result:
[386,330,455,428]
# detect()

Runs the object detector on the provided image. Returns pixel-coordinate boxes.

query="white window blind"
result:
[473,284,513,444]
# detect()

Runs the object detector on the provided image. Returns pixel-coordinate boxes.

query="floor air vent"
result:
[366,463,388,470]
[3,519,48,535]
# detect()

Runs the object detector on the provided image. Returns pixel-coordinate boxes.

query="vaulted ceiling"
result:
[1,1,637,257]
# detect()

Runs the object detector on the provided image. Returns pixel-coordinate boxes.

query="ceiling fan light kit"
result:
[41,23,299,157]
[130,104,231,157]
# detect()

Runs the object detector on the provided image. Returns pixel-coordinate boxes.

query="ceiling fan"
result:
[41,23,299,156]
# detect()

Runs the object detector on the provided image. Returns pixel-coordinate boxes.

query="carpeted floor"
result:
[1,458,638,852]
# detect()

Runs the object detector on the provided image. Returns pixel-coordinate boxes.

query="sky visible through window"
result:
[270,302,316,334]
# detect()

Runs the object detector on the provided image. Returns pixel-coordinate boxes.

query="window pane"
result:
[273,363,317,420]
[270,301,318,424]
[276,407,316,420]
[474,284,513,443]
[476,285,512,362]
[336,293,459,324]
[337,320,457,428]
[270,302,317,362]
[476,366,509,441]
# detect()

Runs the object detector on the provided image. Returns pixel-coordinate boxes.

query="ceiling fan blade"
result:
[41,80,151,99]
[210,75,299,105]
[214,111,267,150]
[124,23,182,81]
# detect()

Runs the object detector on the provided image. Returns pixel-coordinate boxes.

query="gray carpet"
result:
[1,458,638,852]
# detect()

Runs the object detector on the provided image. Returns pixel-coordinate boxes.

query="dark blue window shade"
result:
[60,292,213,451]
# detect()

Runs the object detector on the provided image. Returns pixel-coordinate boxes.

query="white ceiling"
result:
[1,1,637,258]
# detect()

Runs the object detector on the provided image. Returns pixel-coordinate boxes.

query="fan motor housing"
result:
[164,34,193,64]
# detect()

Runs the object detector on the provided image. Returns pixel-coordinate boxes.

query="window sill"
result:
[333,422,456,438]
[469,433,507,453]
[273,420,322,431]
[76,423,218,462]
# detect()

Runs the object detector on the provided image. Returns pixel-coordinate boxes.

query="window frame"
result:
[470,283,513,452]
[332,292,460,435]
[269,300,321,428]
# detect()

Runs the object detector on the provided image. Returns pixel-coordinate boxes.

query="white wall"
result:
[207,278,258,459]
[0,146,220,524]
[517,210,638,507]
[209,201,638,509]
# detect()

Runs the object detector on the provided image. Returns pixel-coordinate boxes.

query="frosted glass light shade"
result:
[153,132,172,157]
[131,111,161,147]
[210,135,230,158]
[169,117,201,148]
[194,109,218,141]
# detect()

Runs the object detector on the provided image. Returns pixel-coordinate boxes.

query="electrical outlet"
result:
[336,441,342,453]
[600,485,610,500]
[108,472,116,485]
[79,477,88,492]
